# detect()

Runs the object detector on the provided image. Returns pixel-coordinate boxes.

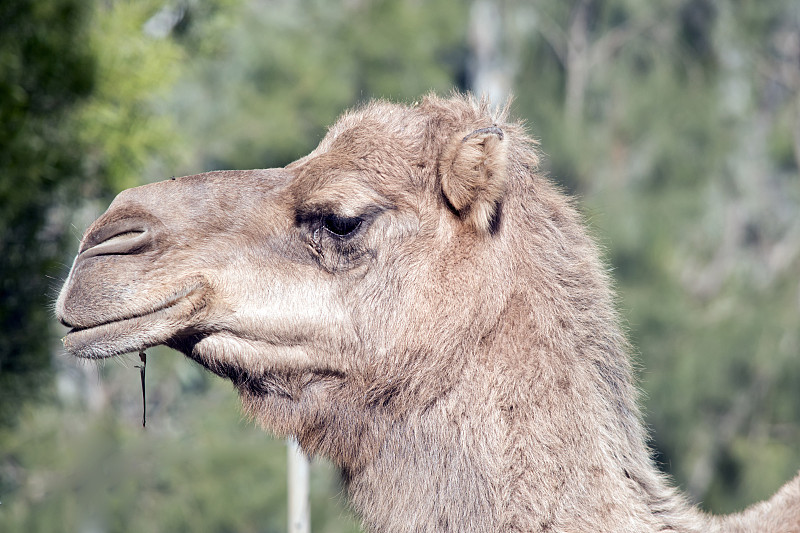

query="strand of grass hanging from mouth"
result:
[135,351,146,427]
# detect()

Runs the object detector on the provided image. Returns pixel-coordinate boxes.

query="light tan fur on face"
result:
[57,94,799,533]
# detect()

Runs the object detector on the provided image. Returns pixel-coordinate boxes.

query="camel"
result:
[56,94,799,532]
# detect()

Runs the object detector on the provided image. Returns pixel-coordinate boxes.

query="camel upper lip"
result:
[61,285,201,333]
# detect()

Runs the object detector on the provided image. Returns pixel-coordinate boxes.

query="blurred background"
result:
[1,0,799,531]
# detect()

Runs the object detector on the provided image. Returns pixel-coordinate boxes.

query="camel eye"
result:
[322,214,362,237]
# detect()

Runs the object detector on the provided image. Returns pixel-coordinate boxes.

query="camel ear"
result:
[439,126,508,233]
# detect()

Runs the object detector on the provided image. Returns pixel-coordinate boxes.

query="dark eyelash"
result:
[321,214,363,237]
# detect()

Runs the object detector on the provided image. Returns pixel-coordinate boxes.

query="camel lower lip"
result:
[62,286,205,359]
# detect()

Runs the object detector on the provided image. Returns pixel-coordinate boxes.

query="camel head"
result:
[57,95,527,419]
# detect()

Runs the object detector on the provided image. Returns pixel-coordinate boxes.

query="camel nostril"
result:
[79,218,154,258]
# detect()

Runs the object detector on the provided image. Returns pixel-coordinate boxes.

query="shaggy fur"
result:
[57,94,799,532]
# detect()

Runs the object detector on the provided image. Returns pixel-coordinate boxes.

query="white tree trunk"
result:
[288,438,310,533]
[468,0,512,104]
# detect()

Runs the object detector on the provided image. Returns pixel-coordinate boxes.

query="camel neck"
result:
[341,358,705,532]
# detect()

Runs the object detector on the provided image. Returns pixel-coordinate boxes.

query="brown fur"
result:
[57,94,800,532]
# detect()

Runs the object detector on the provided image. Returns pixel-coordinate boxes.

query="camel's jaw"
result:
[59,283,208,359]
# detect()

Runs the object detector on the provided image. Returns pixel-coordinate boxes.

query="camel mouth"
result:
[63,285,197,332]
[61,285,207,359]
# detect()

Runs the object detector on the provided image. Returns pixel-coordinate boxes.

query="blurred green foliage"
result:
[515,0,800,512]
[0,0,798,530]
[75,0,187,191]
[0,351,359,533]
[168,0,467,170]
[0,0,188,428]
[0,0,95,427]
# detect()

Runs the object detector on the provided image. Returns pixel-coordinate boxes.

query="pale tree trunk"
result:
[468,0,512,104]
[288,438,310,533]
[467,0,539,106]
[564,0,590,127]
